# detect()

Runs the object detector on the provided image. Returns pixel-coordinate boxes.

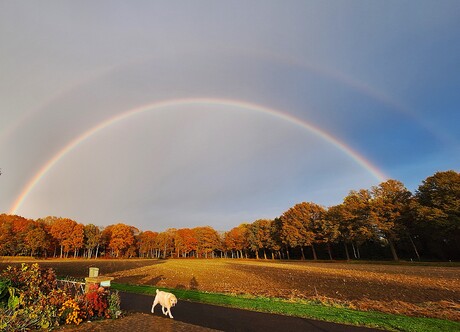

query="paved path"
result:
[119,292,383,332]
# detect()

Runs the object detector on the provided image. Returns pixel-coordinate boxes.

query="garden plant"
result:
[0,263,121,331]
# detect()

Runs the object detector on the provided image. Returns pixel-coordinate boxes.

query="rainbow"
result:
[9,98,388,214]
[0,64,118,145]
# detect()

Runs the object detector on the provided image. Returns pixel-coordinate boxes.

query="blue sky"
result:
[1,1,459,231]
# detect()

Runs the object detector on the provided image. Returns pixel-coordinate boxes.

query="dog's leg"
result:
[162,305,167,315]
[167,308,174,319]
[151,299,158,314]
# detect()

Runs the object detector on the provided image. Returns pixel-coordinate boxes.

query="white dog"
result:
[151,289,178,319]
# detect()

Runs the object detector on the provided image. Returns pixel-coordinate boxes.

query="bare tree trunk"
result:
[388,239,399,261]
[408,234,421,261]
[344,242,350,260]
[300,247,306,260]
[351,242,358,259]
[311,244,318,260]
[327,242,333,260]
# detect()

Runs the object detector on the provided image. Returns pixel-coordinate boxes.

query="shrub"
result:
[0,263,121,330]
[58,298,82,325]
[79,284,109,319]
[108,290,122,319]
[0,263,66,330]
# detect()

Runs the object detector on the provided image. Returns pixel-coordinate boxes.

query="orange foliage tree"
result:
[0,214,16,255]
[0,214,37,255]
[137,230,158,258]
[339,190,374,259]
[174,228,197,258]
[224,224,249,259]
[247,219,273,259]
[193,226,221,258]
[49,217,78,258]
[279,202,320,260]
[84,224,102,259]
[69,223,85,258]
[24,223,50,257]
[0,170,457,261]
[155,229,176,258]
[107,223,135,257]
[370,179,412,261]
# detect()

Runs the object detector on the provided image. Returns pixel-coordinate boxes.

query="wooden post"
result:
[84,267,114,293]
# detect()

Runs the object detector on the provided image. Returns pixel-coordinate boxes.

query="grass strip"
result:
[111,283,459,332]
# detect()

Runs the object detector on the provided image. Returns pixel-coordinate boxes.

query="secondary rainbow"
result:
[9,97,388,215]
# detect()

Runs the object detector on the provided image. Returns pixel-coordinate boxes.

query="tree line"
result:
[0,170,458,261]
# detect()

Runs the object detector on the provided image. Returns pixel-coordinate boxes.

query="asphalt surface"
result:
[119,292,383,332]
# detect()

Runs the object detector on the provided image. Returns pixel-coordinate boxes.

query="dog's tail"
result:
[156,289,159,294]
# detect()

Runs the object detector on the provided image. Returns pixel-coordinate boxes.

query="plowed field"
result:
[1,258,459,321]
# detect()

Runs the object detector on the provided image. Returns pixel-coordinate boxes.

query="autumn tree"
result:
[370,179,412,261]
[68,223,84,257]
[174,228,197,258]
[0,215,35,255]
[325,204,349,259]
[11,215,35,255]
[108,223,135,257]
[84,224,102,258]
[156,229,175,258]
[224,224,249,259]
[49,217,78,258]
[317,208,340,260]
[415,170,460,259]
[37,216,60,257]
[279,202,321,260]
[137,230,158,258]
[247,219,273,259]
[269,218,282,259]
[125,225,140,258]
[193,226,221,258]
[100,225,113,256]
[339,190,374,259]
[0,214,16,255]
[306,204,327,260]
[24,223,50,257]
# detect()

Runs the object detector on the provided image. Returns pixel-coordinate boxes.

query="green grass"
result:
[111,283,460,332]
